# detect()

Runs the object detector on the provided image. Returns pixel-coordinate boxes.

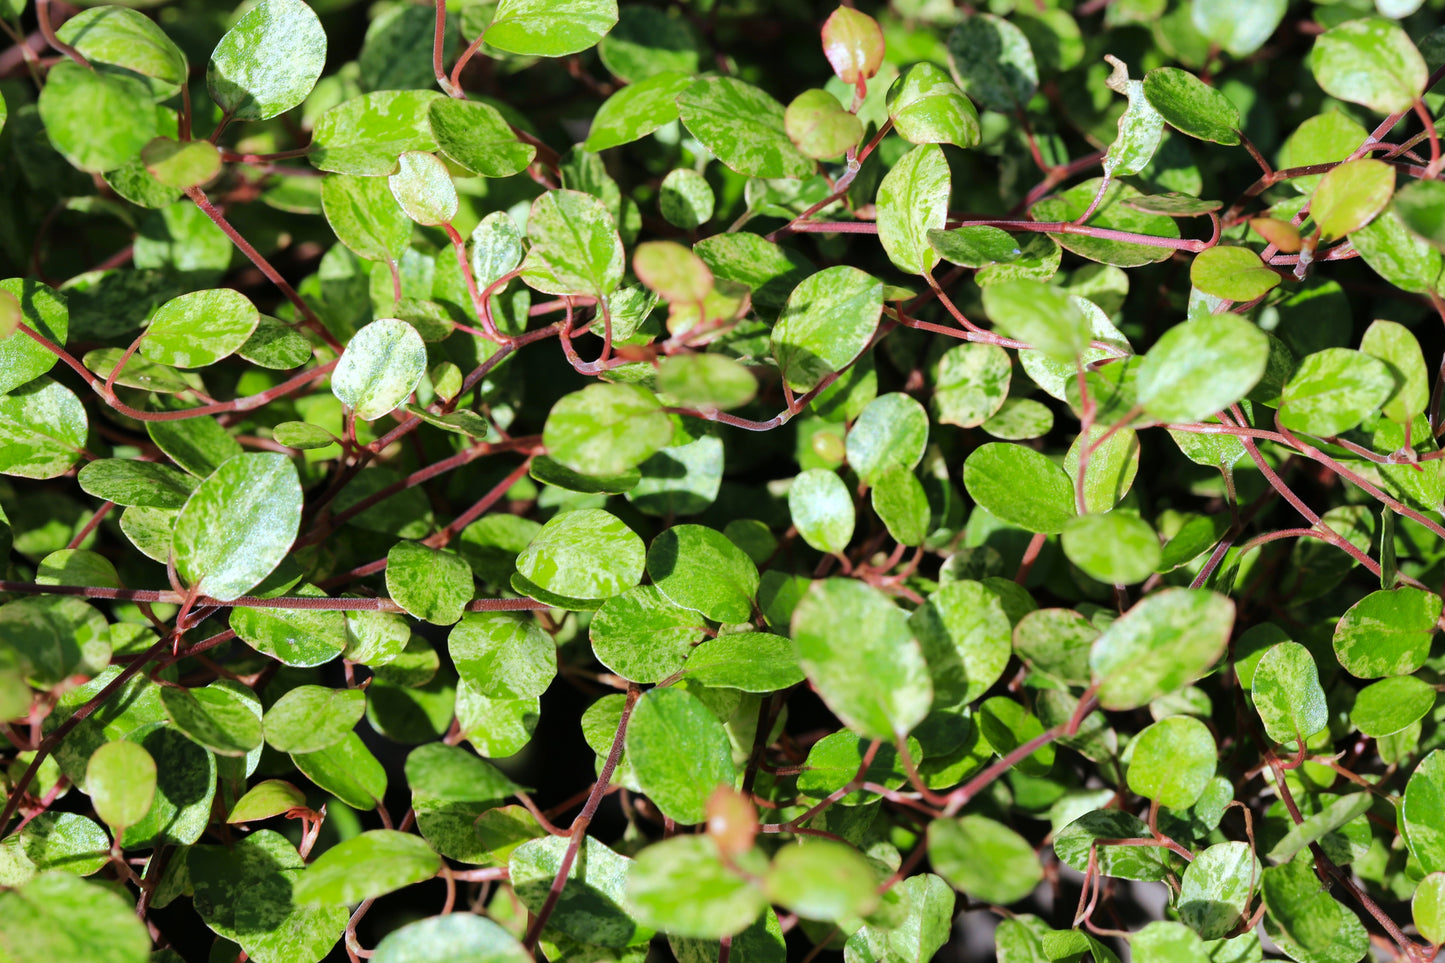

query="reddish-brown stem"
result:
[523,685,641,951]
[444,222,502,342]
[1412,98,1441,176]
[433,0,460,97]
[183,185,343,353]
[0,639,170,837]
[36,0,88,69]
[425,455,537,548]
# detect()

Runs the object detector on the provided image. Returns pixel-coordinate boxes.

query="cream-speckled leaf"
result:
[208,0,326,121]
[0,378,88,480]
[173,453,302,601]
[332,318,428,420]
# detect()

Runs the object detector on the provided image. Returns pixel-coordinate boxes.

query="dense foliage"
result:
[4,0,1445,961]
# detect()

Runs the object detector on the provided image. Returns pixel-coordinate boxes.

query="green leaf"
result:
[263,685,365,753]
[626,687,736,824]
[1138,314,1271,423]
[291,732,388,811]
[946,13,1037,112]
[625,835,766,939]
[844,874,955,963]
[140,288,260,369]
[766,840,879,922]
[1090,588,1234,710]
[1333,586,1442,678]
[0,594,107,682]
[1278,348,1397,437]
[230,585,347,668]
[908,580,1012,706]
[0,812,109,882]
[510,835,651,948]
[1062,513,1162,585]
[1190,0,1286,58]
[159,681,264,757]
[141,137,221,189]
[56,6,188,99]
[1188,247,1281,303]
[332,317,428,420]
[543,383,672,477]
[1104,66,1165,178]
[847,393,929,485]
[514,508,644,603]
[1127,715,1216,808]
[1312,159,1395,242]
[85,740,155,829]
[659,169,715,230]
[1414,873,1445,946]
[1032,179,1180,267]
[676,76,814,180]
[1360,319,1429,422]
[932,342,1011,429]
[486,0,617,57]
[877,144,950,276]
[685,632,804,693]
[190,830,348,963]
[520,189,625,297]
[1309,17,1427,114]
[1013,608,1096,686]
[1180,842,1261,940]
[447,611,555,699]
[598,6,700,82]
[656,355,757,412]
[36,549,120,590]
[38,62,156,173]
[1267,792,1373,864]
[294,830,440,906]
[930,815,1041,904]
[0,873,151,963]
[1064,425,1140,514]
[429,98,535,177]
[1351,674,1436,737]
[118,723,216,848]
[983,279,1090,361]
[227,779,307,823]
[872,464,930,546]
[173,452,301,601]
[77,459,195,510]
[385,541,473,625]
[0,279,67,396]
[1405,750,1445,873]
[927,226,1023,271]
[1261,860,1368,963]
[1278,111,1370,195]
[1251,642,1329,745]
[208,0,325,121]
[1141,68,1241,146]
[784,89,863,161]
[388,151,457,227]
[1055,809,1173,882]
[771,266,883,392]
[962,442,1075,534]
[589,585,702,684]
[310,90,443,176]
[374,914,534,963]
[887,63,980,150]
[322,174,410,262]
[584,71,693,152]
[647,524,759,623]
[791,579,933,739]
[1394,179,1445,251]
[789,468,855,554]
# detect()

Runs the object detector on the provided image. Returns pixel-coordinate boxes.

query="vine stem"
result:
[522,684,641,951]
[0,639,171,837]
[182,186,342,353]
